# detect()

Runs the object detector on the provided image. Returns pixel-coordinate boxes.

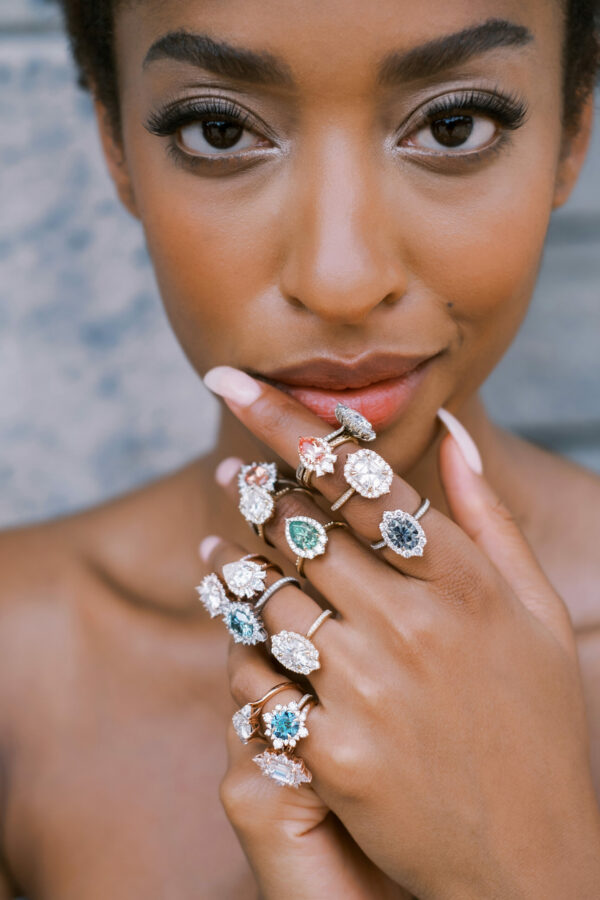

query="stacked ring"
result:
[232,681,296,745]
[371,497,431,558]
[296,402,376,488]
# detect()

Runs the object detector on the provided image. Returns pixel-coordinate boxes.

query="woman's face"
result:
[106,0,585,469]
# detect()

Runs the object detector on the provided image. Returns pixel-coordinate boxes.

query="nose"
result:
[279,135,408,324]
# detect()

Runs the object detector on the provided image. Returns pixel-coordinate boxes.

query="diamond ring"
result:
[232,681,296,745]
[270,609,334,675]
[253,576,301,612]
[195,572,230,618]
[222,554,283,600]
[331,448,393,511]
[252,749,312,787]
[370,497,431,558]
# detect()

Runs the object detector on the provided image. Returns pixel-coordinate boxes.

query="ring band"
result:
[370,497,430,557]
[232,680,296,744]
[306,608,334,639]
[254,576,301,612]
[271,609,334,675]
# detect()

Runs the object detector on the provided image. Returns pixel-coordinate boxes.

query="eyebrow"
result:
[376,18,534,85]
[143,18,534,88]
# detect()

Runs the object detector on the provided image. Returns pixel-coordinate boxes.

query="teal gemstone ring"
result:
[262,693,314,751]
[284,516,348,577]
[370,498,430,558]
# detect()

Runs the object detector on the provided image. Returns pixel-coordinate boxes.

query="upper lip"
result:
[255,351,440,391]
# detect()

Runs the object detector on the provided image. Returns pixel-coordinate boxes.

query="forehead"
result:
[116,0,561,95]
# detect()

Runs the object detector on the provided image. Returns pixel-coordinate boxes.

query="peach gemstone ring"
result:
[295,402,376,488]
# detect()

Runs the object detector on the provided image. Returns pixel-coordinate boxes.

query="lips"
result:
[256,352,439,430]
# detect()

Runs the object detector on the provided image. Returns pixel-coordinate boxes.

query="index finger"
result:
[203,365,477,584]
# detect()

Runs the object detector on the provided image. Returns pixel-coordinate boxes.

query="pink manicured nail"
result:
[204,366,262,406]
[215,457,244,487]
[437,408,483,475]
[198,535,221,562]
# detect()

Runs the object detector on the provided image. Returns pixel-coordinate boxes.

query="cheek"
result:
[406,144,558,378]
[130,155,284,372]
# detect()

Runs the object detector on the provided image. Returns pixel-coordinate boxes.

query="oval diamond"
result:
[271,631,320,674]
[334,403,376,441]
[379,509,427,558]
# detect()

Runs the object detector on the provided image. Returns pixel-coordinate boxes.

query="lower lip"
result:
[274,362,431,430]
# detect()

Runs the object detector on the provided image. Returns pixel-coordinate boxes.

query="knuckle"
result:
[219,769,256,825]
[227,655,252,706]
[321,739,369,801]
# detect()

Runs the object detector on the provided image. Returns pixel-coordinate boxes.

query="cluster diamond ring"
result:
[262,693,314,751]
[371,498,430,558]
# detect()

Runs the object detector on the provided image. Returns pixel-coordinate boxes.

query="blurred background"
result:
[1,0,599,528]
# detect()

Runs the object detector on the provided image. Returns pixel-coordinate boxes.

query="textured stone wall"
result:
[1,2,599,527]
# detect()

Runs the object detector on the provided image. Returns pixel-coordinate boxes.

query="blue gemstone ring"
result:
[370,498,430,558]
[261,693,314,751]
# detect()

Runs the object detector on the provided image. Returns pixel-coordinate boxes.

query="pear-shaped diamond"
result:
[223,559,267,599]
[285,516,328,559]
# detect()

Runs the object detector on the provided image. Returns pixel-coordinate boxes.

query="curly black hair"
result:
[57,0,599,140]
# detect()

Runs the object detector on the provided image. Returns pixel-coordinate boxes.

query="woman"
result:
[0,0,599,897]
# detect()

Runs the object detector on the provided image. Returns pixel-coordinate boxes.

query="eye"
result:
[144,97,275,162]
[409,113,496,152]
[398,90,528,157]
[177,117,269,157]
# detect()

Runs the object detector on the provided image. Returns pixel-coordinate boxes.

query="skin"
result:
[0,0,599,896]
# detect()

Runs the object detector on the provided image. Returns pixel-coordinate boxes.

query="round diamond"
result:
[285,517,328,559]
[344,449,393,498]
[196,573,229,618]
[262,700,310,750]
[298,437,337,477]
[238,462,277,492]
[232,704,255,744]
[239,484,274,525]
[379,509,427,558]
[271,631,320,674]
[253,750,312,787]
[223,559,267,599]
[224,602,267,645]
[334,403,376,441]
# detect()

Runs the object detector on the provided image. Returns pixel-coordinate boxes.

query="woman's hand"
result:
[220,707,410,900]
[203,366,600,899]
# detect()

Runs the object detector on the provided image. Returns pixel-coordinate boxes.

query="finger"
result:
[199,536,344,683]
[210,471,412,623]
[205,367,477,583]
[439,429,575,654]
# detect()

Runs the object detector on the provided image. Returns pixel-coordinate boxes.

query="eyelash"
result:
[144,88,528,170]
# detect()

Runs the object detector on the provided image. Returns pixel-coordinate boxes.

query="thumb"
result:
[437,410,575,653]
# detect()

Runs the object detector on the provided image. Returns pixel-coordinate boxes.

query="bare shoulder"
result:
[496,429,600,630]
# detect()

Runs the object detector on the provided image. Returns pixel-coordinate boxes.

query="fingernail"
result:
[204,366,262,406]
[437,408,483,475]
[215,457,244,487]
[198,535,221,562]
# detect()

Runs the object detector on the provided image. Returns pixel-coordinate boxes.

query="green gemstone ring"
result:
[284,516,348,577]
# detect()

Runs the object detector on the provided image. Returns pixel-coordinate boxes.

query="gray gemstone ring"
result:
[370,498,431,558]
